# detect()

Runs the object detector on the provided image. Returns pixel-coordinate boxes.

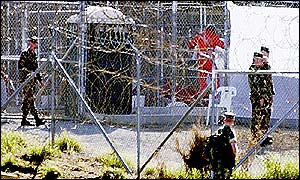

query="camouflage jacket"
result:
[248,63,275,101]
[217,125,236,143]
[18,47,42,83]
[204,125,236,169]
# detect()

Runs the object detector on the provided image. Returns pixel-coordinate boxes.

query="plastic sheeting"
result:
[227,1,299,75]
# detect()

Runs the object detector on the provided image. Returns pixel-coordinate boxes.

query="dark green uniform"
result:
[204,125,236,179]
[18,47,43,123]
[248,63,275,140]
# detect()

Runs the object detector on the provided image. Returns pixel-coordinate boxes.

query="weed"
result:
[1,153,18,167]
[231,168,252,179]
[1,131,26,156]
[22,144,58,164]
[259,157,299,179]
[39,160,61,179]
[98,166,128,179]
[54,130,82,153]
[96,152,132,169]
[176,124,209,172]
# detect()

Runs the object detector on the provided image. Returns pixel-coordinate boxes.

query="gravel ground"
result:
[1,117,299,176]
[1,118,191,170]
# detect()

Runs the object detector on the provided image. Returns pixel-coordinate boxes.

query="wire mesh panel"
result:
[1,1,299,179]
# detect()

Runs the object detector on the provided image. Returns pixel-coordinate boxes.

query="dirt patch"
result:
[1,119,299,178]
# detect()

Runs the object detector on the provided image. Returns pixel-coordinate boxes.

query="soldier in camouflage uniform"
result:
[18,36,45,126]
[248,51,275,143]
[260,46,274,146]
[204,112,238,179]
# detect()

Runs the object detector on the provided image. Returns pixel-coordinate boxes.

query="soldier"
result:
[248,52,275,146]
[204,111,238,179]
[260,46,275,147]
[18,36,45,126]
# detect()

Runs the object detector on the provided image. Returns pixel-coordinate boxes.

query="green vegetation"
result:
[54,130,82,153]
[22,144,59,164]
[96,152,133,179]
[38,161,61,179]
[98,166,129,179]
[143,166,209,179]
[1,131,27,167]
[1,131,26,156]
[231,169,252,179]
[259,157,299,179]
[1,130,82,179]
[1,130,299,179]
[96,152,126,168]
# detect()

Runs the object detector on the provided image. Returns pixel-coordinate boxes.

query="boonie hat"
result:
[28,36,38,44]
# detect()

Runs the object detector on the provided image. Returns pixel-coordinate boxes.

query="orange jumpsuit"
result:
[188,29,224,97]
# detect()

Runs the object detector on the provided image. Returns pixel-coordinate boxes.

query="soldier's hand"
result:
[39,80,45,87]
[260,98,264,106]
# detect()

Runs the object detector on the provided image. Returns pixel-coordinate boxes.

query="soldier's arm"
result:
[223,125,238,156]
[248,65,257,93]
[266,74,275,95]
[188,34,198,49]
[19,51,27,69]
[248,74,254,91]
[215,36,225,49]
[264,64,275,95]
[231,141,238,156]
[227,126,238,155]
[36,73,43,82]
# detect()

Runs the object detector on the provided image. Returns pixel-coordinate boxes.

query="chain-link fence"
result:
[1,1,299,178]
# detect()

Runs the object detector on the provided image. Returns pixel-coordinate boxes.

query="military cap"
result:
[206,24,216,34]
[262,55,268,59]
[253,52,263,58]
[224,111,235,119]
[261,46,269,53]
[28,36,38,44]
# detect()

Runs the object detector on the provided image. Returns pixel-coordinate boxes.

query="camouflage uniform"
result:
[18,46,43,125]
[248,62,275,140]
[204,125,236,179]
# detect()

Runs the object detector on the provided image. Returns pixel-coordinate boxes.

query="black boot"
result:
[261,135,273,147]
[34,116,46,127]
[21,117,34,126]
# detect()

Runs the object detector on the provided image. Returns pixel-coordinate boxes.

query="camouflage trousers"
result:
[250,101,272,141]
[212,164,233,179]
[21,82,39,120]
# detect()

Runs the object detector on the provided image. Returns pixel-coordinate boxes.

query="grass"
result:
[1,131,27,156]
[54,130,82,153]
[38,160,61,179]
[1,130,83,178]
[259,157,299,179]
[96,152,133,179]
[175,123,209,172]
[1,129,299,179]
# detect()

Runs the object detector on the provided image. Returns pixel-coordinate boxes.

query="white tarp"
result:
[227,2,299,74]
[67,6,135,25]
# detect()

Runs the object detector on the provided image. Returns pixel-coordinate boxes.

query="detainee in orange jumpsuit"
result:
[188,25,224,98]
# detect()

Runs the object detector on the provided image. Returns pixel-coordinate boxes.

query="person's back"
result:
[204,112,237,179]
[204,126,235,170]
